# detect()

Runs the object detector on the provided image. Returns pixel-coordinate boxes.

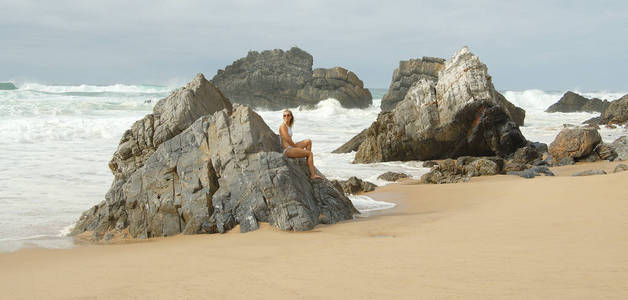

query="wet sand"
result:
[1,161,627,299]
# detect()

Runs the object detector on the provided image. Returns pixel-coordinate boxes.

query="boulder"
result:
[548,128,602,162]
[210,47,372,110]
[601,94,628,125]
[612,136,628,161]
[0,82,17,90]
[380,57,445,111]
[377,172,409,182]
[582,116,602,126]
[72,76,357,241]
[613,164,628,173]
[573,170,607,176]
[545,91,610,113]
[352,47,526,164]
[330,177,377,195]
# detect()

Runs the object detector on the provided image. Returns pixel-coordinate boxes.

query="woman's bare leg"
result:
[285,147,321,179]
[294,139,312,152]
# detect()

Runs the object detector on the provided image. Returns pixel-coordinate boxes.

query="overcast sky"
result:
[2,0,627,90]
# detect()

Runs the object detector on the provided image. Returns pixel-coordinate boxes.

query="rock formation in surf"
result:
[338,47,527,163]
[210,47,372,110]
[71,73,357,241]
[601,94,628,125]
[545,91,611,113]
[378,56,525,127]
[548,127,602,162]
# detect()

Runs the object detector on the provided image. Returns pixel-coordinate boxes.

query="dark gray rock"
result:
[612,136,628,161]
[573,170,607,176]
[71,77,357,241]
[332,129,368,153]
[546,91,610,113]
[353,47,526,164]
[381,57,445,112]
[377,172,409,182]
[210,47,372,110]
[613,164,628,173]
[548,128,602,162]
[601,94,628,125]
[330,177,377,195]
[512,145,541,165]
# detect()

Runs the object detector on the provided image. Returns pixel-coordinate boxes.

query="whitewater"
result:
[0,84,626,252]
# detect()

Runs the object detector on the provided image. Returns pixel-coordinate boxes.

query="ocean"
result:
[0,84,626,252]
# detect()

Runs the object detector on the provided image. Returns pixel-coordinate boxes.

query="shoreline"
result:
[1,160,627,299]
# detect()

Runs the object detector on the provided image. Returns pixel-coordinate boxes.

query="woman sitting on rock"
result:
[279,109,322,180]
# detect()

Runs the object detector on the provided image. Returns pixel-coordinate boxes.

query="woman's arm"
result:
[279,124,296,147]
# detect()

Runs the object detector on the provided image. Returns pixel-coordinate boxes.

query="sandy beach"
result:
[1,161,627,299]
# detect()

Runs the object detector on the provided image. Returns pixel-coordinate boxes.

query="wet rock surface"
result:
[377,172,409,182]
[210,47,372,110]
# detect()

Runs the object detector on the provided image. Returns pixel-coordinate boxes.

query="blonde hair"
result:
[283,109,294,127]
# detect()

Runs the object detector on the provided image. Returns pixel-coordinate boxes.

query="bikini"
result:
[280,124,293,155]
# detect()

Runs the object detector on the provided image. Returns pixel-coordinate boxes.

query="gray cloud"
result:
[1,0,627,90]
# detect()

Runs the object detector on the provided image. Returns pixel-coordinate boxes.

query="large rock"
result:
[108,73,232,178]
[210,47,372,110]
[351,47,526,163]
[72,77,357,241]
[546,91,610,113]
[548,128,602,161]
[380,57,445,111]
[612,136,628,161]
[602,94,628,125]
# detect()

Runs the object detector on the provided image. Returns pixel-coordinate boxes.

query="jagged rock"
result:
[601,94,628,125]
[594,143,617,161]
[71,77,357,241]
[548,128,602,162]
[503,161,528,172]
[332,129,368,153]
[0,82,17,90]
[380,57,445,111]
[108,73,232,178]
[377,172,409,182]
[612,136,628,161]
[420,159,469,184]
[210,47,372,110]
[330,177,376,195]
[613,164,628,173]
[546,91,610,113]
[463,159,500,177]
[352,47,526,164]
[573,170,607,176]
